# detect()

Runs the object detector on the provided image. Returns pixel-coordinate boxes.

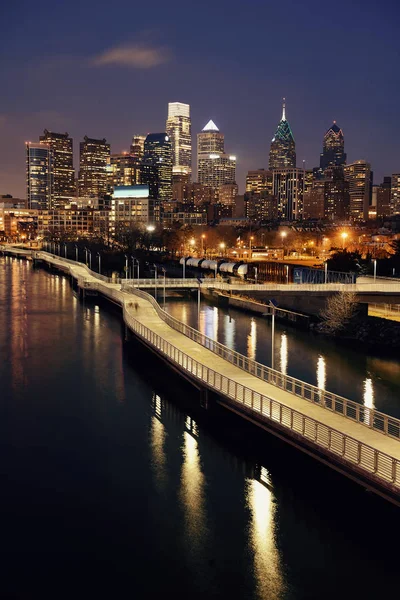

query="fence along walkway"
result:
[4,248,400,494]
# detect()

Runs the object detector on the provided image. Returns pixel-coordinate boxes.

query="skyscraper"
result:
[197,120,236,190]
[26,142,54,209]
[272,168,304,220]
[39,130,75,207]
[319,122,346,172]
[78,136,110,198]
[140,133,173,204]
[391,174,400,215]
[344,160,372,220]
[107,153,141,193]
[246,169,273,195]
[376,177,391,218]
[166,102,192,179]
[269,99,296,169]
[130,135,146,160]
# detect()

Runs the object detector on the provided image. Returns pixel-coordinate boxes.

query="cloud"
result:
[92,43,172,69]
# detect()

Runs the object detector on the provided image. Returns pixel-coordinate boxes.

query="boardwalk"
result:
[3,247,400,503]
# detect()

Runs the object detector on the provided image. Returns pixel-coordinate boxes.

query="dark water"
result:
[163,295,400,419]
[1,256,399,600]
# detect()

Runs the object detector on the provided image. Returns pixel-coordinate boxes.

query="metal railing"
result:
[120,299,400,490]
[121,283,400,441]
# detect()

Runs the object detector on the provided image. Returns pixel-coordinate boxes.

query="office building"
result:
[26,142,54,209]
[107,153,140,192]
[110,185,159,235]
[246,169,273,195]
[324,167,349,220]
[391,174,400,215]
[303,180,325,220]
[39,130,75,207]
[219,183,238,207]
[374,177,391,218]
[269,99,296,169]
[130,135,146,160]
[166,102,192,179]
[320,122,346,172]
[272,168,304,220]
[344,160,372,220]
[244,191,277,222]
[172,182,214,206]
[78,136,110,198]
[197,120,236,190]
[140,133,173,204]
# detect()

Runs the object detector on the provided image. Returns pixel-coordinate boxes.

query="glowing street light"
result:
[281,231,287,256]
[341,232,348,249]
[219,242,226,257]
[201,234,206,255]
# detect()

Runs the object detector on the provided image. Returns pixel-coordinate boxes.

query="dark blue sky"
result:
[1,0,399,196]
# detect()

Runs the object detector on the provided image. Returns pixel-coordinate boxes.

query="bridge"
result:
[2,246,400,504]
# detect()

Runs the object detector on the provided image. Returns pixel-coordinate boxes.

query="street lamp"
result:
[97,252,101,275]
[125,254,128,279]
[84,247,88,265]
[373,259,377,282]
[285,264,289,284]
[219,242,225,257]
[201,234,206,255]
[162,267,166,308]
[88,249,92,270]
[75,244,78,262]
[281,231,287,256]
[64,243,67,259]
[324,261,328,284]
[341,232,348,249]
[153,263,158,301]
[182,257,186,280]
[250,236,254,258]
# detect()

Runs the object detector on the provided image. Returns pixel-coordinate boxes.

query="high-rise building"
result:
[166,102,192,179]
[323,166,349,221]
[172,182,214,206]
[375,177,391,218]
[244,192,277,222]
[303,179,325,220]
[197,120,236,190]
[272,168,304,220]
[26,142,54,209]
[219,183,238,207]
[130,135,146,160]
[110,184,159,235]
[107,153,141,193]
[78,136,110,198]
[344,160,372,220]
[39,130,75,208]
[319,122,346,172]
[391,174,400,215]
[269,99,296,169]
[140,133,173,204]
[246,169,273,195]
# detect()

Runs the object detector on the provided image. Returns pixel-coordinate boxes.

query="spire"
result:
[282,98,286,121]
[202,119,219,132]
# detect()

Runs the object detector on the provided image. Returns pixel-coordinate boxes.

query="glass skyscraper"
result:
[26,142,54,209]
[197,120,236,190]
[39,130,75,208]
[78,136,110,198]
[320,122,346,172]
[140,133,173,204]
[269,100,296,169]
[166,102,192,179]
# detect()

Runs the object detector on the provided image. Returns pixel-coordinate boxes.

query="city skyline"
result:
[1,0,398,197]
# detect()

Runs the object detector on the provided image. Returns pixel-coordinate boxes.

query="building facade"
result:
[130,135,146,160]
[391,174,400,215]
[140,133,173,205]
[107,153,141,192]
[319,122,346,172]
[39,130,75,207]
[165,102,192,179]
[245,169,273,195]
[344,160,372,220]
[26,142,54,209]
[272,168,304,220]
[269,99,296,169]
[78,136,110,198]
[197,120,236,190]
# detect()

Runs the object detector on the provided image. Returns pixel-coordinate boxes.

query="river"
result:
[0,256,398,599]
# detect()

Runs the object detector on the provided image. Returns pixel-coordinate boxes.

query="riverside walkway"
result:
[3,247,400,504]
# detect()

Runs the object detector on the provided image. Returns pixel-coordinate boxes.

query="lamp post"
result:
[162,267,166,308]
[285,264,289,284]
[84,247,88,265]
[75,244,78,262]
[373,259,377,282]
[153,263,158,301]
[219,242,225,257]
[131,256,136,279]
[64,243,67,259]
[197,280,201,328]
[125,254,128,279]
[281,231,287,257]
[88,250,92,270]
[250,236,254,259]
[182,258,186,280]
[255,266,258,284]
[97,252,101,275]
[324,261,328,284]
[268,300,276,371]
[201,234,205,256]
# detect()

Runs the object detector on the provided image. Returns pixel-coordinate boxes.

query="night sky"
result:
[1,0,399,197]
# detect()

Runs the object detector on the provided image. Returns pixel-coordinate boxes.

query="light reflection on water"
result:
[280,334,288,375]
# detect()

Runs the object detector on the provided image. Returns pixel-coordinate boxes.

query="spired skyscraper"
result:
[319,122,346,171]
[197,120,236,191]
[165,102,192,180]
[269,99,296,169]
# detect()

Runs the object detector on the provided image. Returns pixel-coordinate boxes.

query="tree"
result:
[319,291,359,334]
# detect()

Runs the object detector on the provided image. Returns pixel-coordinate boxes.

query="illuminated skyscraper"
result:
[391,174,400,214]
[166,102,192,179]
[272,168,304,220]
[269,99,296,169]
[107,153,141,193]
[320,122,346,171]
[130,135,146,160]
[26,142,54,209]
[197,120,236,190]
[141,133,173,204]
[79,136,110,198]
[344,160,372,220]
[246,169,273,195]
[39,130,75,207]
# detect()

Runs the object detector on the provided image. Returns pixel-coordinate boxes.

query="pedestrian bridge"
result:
[3,247,400,504]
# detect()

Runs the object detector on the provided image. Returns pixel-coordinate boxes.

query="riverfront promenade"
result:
[2,246,400,504]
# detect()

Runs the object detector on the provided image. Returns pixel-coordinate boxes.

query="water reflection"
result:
[247,319,257,360]
[150,394,167,492]
[280,334,288,375]
[180,416,206,552]
[247,467,284,600]
[317,355,326,390]
[224,313,235,349]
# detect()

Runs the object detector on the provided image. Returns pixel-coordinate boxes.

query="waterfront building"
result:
[272,168,304,220]
[130,135,146,160]
[78,136,110,198]
[26,142,54,209]
[39,130,75,208]
[197,120,236,190]
[269,99,296,169]
[344,160,372,220]
[110,185,159,236]
[107,153,141,192]
[319,122,346,172]
[140,133,173,205]
[246,169,273,195]
[166,102,192,180]
[391,174,400,215]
